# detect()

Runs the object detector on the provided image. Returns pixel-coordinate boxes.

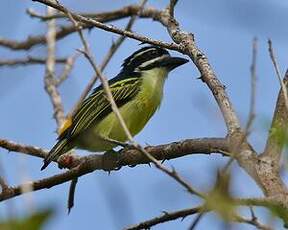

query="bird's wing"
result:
[58,77,141,141]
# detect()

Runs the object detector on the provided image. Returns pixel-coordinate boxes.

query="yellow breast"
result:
[76,68,168,152]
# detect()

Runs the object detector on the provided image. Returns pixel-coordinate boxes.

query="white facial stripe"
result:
[126,47,157,65]
[137,54,170,69]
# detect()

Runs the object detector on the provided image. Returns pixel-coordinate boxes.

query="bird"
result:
[41,45,188,170]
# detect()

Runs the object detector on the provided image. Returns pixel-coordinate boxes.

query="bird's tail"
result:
[41,139,71,170]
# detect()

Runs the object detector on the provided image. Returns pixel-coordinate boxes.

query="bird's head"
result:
[120,46,189,75]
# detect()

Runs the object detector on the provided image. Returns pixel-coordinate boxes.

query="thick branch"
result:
[0,138,229,201]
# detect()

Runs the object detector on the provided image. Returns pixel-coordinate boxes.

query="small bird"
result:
[41,46,188,170]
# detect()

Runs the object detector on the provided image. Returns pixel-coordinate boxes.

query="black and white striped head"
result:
[121,46,188,74]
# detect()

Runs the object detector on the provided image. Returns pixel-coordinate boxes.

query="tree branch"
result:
[44,5,65,127]
[0,137,229,201]
[0,138,48,158]
[1,5,163,51]
[125,206,203,230]
[55,52,79,86]
[31,0,180,52]
[0,56,67,66]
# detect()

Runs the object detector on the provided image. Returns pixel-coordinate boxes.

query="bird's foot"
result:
[103,150,122,172]
[58,153,80,169]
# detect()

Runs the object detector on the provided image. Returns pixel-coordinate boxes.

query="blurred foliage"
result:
[205,171,236,222]
[266,202,288,228]
[0,209,53,230]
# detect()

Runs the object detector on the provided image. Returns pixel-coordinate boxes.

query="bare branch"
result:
[268,39,288,111]
[125,206,203,230]
[245,37,257,135]
[236,207,273,230]
[168,0,178,18]
[0,137,228,201]
[0,138,48,158]
[0,137,229,162]
[1,5,164,51]
[55,52,80,86]
[44,6,65,127]
[189,212,205,230]
[221,37,258,172]
[26,4,156,21]
[125,204,271,230]
[235,215,272,230]
[31,0,181,51]
[0,56,67,67]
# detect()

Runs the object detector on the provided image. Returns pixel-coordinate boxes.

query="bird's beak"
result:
[162,56,189,71]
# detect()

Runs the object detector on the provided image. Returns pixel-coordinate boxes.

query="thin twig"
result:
[268,39,288,111]
[169,0,178,18]
[44,6,65,127]
[0,56,67,66]
[222,38,258,172]
[124,206,203,230]
[245,37,257,135]
[189,212,205,230]
[235,215,272,230]
[0,138,48,159]
[55,52,80,86]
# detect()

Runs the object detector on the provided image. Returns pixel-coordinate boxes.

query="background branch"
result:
[125,206,203,230]
[44,5,65,127]
[0,56,67,66]
[32,0,181,51]
[0,5,163,51]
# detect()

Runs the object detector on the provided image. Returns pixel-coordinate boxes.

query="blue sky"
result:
[0,0,288,229]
